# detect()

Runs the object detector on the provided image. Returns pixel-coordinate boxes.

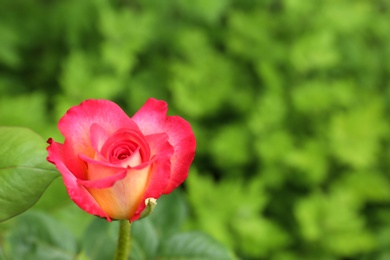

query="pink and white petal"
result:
[132,98,196,194]
[130,133,174,221]
[46,139,110,221]
[59,100,140,179]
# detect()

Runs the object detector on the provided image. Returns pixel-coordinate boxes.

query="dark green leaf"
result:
[81,217,117,260]
[149,189,188,237]
[158,232,236,260]
[130,218,159,260]
[4,211,77,260]
[0,127,59,222]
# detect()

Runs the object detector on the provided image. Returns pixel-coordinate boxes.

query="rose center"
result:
[100,128,150,167]
[112,145,135,160]
[118,152,129,160]
[109,141,139,161]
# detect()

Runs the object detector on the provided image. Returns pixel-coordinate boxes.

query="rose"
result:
[47,98,196,222]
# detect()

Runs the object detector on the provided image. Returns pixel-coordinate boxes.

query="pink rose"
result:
[47,98,196,221]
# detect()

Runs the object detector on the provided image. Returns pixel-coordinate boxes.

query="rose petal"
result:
[80,153,154,170]
[132,98,196,194]
[130,133,174,221]
[100,128,150,166]
[90,123,110,153]
[77,155,128,189]
[119,148,142,168]
[59,100,140,179]
[163,116,196,193]
[46,139,110,221]
[86,164,153,220]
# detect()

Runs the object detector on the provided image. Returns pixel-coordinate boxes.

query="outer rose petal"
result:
[46,139,110,220]
[130,133,174,221]
[132,98,196,194]
[59,100,140,180]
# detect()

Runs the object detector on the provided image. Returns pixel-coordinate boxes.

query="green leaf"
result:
[0,127,58,222]
[4,211,77,260]
[130,190,188,259]
[81,217,117,260]
[53,203,95,241]
[158,232,236,260]
[149,189,188,237]
[130,218,159,260]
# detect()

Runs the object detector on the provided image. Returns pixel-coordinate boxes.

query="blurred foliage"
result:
[2,191,234,260]
[1,0,390,259]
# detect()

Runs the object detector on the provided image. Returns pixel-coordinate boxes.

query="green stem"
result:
[114,220,132,260]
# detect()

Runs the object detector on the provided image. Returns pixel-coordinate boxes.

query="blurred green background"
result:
[1,0,390,259]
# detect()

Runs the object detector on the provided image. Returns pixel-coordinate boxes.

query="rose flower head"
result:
[47,98,196,222]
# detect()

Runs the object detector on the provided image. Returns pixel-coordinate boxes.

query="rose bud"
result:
[47,98,196,222]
